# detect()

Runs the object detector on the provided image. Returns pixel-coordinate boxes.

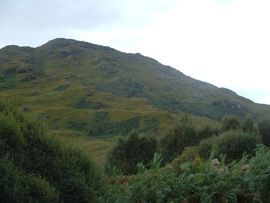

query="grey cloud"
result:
[1,0,124,30]
[0,0,179,48]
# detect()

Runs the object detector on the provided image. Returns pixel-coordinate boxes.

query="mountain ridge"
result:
[0,38,269,139]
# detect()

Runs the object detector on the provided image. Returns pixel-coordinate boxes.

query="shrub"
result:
[171,146,200,169]
[73,98,107,110]
[197,136,218,159]
[258,119,270,147]
[247,144,270,200]
[68,119,88,131]
[105,131,157,175]
[197,124,219,141]
[241,118,256,133]
[198,130,261,162]
[0,99,106,202]
[139,115,159,134]
[88,112,141,137]
[53,84,70,91]
[160,124,197,164]
[217,130,260,162]
[221,115,240,131]
[0,155,59,203]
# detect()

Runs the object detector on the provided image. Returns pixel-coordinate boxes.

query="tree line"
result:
[105,114,270,175]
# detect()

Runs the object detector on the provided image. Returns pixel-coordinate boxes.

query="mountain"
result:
[1,38,270,140]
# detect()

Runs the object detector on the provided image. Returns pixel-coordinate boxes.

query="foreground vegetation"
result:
[102,114,270,202]
[101,145,270,202]
[1,99,270,202]
[0,99,106,202]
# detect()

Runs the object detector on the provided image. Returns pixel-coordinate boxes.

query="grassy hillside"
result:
[1,38,270,162]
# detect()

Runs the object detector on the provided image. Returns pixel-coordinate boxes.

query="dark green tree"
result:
[0,156,59,203]
[241,118,256,133]
[160,123,197,165]
[105,131,158,175]
[258,119,270,147]
[0,99,106,202]
[221,115,240,131]
[197,124,219,141]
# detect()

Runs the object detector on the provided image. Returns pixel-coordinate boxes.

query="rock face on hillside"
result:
[0,38,270,136]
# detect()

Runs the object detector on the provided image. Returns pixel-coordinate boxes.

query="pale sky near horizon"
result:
[1,0,270,104]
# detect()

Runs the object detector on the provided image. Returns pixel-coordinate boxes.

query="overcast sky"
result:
[1,0,270,104]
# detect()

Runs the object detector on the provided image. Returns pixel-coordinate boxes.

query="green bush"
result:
[258,119,270,147]
[171,146,200,169]
[221,115,240,131]
[105,131,157,175]
[88,112,141,137]
[0,99,106,202]
[73,97,108,110]
[0,155,59,203]
[160,124,197,164]
[241,118,256,133]
[68,119,88,131]
[197,124,219,141]
[139,115,159,134]
[217,130,260,162]
[198,130,261,162]
[53,84,70,91]
[197,136,218,159]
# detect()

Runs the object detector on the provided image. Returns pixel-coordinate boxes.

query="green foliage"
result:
[198,130,261,162]
[0,155,59,203]
[105,131,158,175]
[0,99,106,202]
[197,136,218,160]
[139,115,159,134]
[258,119,270,147]
[145,96,173,110]
[241,118,256,133]
[88,112,141,137]
[160,123,197,164]
[0,73,17,82]
[0,155,59,202]
[92,111,109,123]
[0,73,17,90]
[73,98,108,110]
[221,115,241,131]
[217,130,260,162]
[211,100,248,119]
[220,115,257,134]
[101,145,270,202]
[0,84,17,90]
[95,78,144,98]
[145,97,247,121]
[171,146,199,168]
[68,119,88,131]
[247,144,270,201]
[53,84,70,91]
[88,113,159,137]
[197,124,219,141]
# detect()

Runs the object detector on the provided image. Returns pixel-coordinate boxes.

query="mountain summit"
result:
[0,38,269,137]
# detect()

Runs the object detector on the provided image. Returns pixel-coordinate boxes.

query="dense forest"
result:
[1,99,270,202]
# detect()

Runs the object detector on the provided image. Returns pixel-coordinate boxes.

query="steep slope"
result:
[0,38,270,139]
